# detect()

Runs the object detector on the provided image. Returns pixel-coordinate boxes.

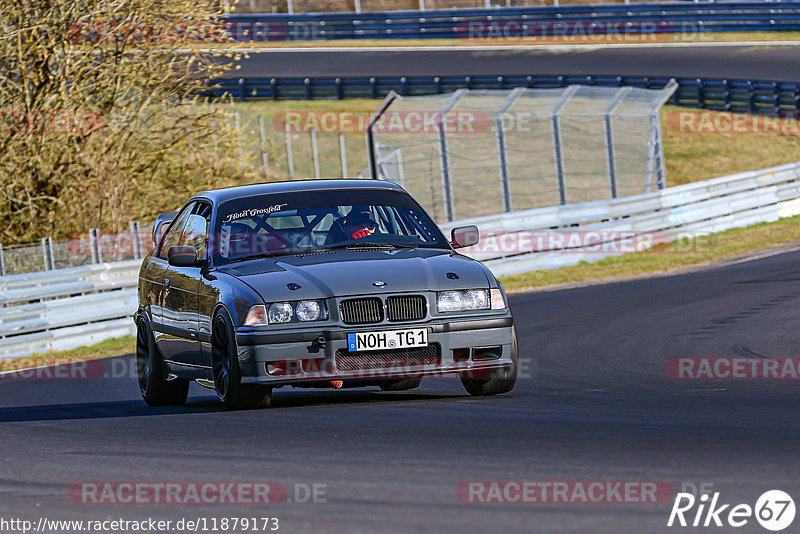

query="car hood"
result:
[217,248,492,302]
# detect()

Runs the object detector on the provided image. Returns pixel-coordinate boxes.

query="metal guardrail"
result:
[211,75,800,117]
[3,160,800,359]
[441,160,800,276]
[223,1,800,40]
[0,261,141,359]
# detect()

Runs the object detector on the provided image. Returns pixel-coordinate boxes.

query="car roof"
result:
[193,179,405,204]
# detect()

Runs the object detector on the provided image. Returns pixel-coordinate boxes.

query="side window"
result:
[188,202,212,259]
[181,214,209,259]
[157,202,195,258]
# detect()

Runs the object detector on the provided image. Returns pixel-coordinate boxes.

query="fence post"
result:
[209,103,218,162]
[234,111,244,167]
[89,228,102,264]
[603,87,631,199]
[259,115,270,178]
[130,221,142,259]
[284,122,295,180]
[339,133,348,177]
[287,0,294,14]
[419,0,425,9]
[0,243,5,276]
[550,85,578,205]
[354,0,362,13]
[42,237,55,271]
[366,91,400,180]
[437,89,467,222]
[310,128,321,179]
[394,149,406,188]
[495,88,524,212]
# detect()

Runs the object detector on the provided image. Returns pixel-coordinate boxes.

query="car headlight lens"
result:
[244,305,268,326]
[436,291,463,313]
[437,289,490,313]
[268,302,293,324]
[462,289,489,310]
[296,300,321,322]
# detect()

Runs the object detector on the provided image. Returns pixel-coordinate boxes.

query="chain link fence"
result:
[366,82,677,222]
[4,83,675,276]
[0,223,147,277]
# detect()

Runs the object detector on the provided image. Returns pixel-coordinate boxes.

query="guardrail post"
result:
[259,115,270,178]
[603,87,632,199]
[310,128,321,179]
[130,221,142,259]
[437,89,466,222]
[42,237,55,271]
[284,122,295,180]
[419,0,425,10]
[495,88,524,212]
[89,229,102,264]
[339,133,348,177]
[550,85,578,205]
[354,0,362,13]
[0,243,5,276]
[287,0,294,14]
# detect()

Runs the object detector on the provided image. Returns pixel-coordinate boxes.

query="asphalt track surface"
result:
[233,44,800,82]
[3,249,800,533]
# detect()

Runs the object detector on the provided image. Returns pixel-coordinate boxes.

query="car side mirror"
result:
[168,246,198,267]
[451,225,479,249]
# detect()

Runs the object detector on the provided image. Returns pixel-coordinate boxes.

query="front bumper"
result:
[235,316,514,386]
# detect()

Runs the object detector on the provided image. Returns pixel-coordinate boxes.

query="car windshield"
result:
[213,188,449,265]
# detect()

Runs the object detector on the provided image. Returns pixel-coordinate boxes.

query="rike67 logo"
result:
[668,490,795,531]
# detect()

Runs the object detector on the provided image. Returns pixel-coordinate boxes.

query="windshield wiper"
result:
[321,242,419,251]
[222,252,289,265]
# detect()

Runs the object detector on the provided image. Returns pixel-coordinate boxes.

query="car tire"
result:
[211,311,271,410]
[379,377,422,391]
[136,317,189,406]
[461,325,518,397]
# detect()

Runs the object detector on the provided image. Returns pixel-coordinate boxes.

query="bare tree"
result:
[0,0,251,243]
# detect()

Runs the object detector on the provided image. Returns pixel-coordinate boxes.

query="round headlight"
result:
[462,289,489,310]
[268,303,293,323]
[437,291,463,313]
[296,301,321,322]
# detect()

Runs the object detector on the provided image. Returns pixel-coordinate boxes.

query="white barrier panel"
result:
[442,161,800,277]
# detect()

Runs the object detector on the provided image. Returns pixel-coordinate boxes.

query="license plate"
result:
[347,328,428,352]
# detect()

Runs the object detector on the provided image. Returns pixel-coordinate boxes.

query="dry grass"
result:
[0,336,134,373]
